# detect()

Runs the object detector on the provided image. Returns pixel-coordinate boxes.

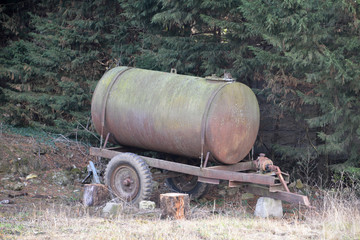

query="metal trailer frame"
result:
[89,147,310,206]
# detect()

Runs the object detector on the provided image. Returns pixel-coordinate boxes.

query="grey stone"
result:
[0,200,10,204]
[241,193,254,200]
[29,179,41,184]
[139,200,156,210]
[254,197,283,218]
[9,158,29,174]
[4,182,24,191]
[102,202,123,217]
[51,171,71,186]
[1,175,16,182]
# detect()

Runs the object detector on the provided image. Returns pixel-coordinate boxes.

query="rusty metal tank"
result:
[91,67,260,165]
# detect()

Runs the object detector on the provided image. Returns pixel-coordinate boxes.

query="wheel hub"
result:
[123,178,133,186]
[111,165,140,201]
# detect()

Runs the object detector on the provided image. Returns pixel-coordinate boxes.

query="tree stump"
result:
[83,184,110,206]
[160,193,190,220]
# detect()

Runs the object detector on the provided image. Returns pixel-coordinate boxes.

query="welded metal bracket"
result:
[81,161,100,184]
[205,74,234,82]
[236,183,310,206]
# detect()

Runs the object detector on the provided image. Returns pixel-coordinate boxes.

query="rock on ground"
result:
[139,200,156,210]
[254,197,283,218]
[51,171,71,186]
[4,182,24,191]
[102,202,123,217]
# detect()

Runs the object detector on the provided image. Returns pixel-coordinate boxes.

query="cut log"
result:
[83,184,110,206]
[160,193,190,220]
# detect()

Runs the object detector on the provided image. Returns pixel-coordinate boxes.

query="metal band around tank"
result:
[100,67,132,139]
[200,82,232,166]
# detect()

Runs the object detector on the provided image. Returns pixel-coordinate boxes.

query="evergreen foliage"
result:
[0,0,126,140]
[121,0,250,79]
[239,0,360,174]
[0,0,359,182]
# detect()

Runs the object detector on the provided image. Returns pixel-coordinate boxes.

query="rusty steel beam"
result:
[229,180,286,192]
[239,184,310,206]
[141,156,275,185]
[207,161,257,172]
[90,147,310,206]
[90,146,140,157]
[269,184,288,193]
[90,147,275,185]
[198,177,220,184]
[90,147,123,159]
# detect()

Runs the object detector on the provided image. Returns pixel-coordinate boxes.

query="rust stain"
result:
[174,196,184,219]
[91,67,260,164]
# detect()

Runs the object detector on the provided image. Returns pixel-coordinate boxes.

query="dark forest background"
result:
[0,0,359,187]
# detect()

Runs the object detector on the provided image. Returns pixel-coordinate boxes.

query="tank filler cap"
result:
[205,72,235,82]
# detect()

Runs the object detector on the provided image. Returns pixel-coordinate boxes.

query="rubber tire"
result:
[165,175,209,200]
[105,153,152,206]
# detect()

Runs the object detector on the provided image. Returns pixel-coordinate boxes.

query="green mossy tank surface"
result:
[91,67,260,164]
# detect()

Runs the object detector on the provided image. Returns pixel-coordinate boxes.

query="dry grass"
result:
[0,206,313,240]
[1,190,359,240]
[313,189,360,239]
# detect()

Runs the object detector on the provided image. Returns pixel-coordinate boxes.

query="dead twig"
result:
[75,124,87,157]
[54,134,71,143]
[76,120,99,141]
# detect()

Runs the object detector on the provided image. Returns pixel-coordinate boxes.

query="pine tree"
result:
[239,0,360,180]
[0,0,128,139]
[1,0,359,183]
[124,0,249,77]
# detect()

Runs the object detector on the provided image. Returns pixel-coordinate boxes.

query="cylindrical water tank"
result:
[91,67,260,164]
